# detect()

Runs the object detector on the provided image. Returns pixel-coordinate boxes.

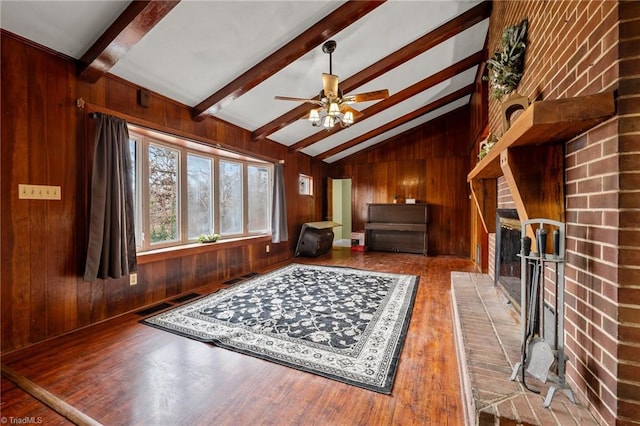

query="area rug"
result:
[143,263,419,394]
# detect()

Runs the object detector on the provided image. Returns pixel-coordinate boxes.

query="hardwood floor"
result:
[1,250,476,425]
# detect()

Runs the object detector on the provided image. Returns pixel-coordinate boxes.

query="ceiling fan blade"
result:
[340,104,364,120]
[322,73,339,98]
[343,89,389,103]
[274,96,323,105]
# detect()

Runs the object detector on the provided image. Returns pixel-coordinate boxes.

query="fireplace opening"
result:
[495,209,522,311]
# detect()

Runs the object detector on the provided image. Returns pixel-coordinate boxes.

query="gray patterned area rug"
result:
[143,263,419,394]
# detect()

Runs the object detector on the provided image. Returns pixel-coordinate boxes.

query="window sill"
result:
[137,235,272,265]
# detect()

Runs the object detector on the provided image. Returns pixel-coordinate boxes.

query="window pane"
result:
[187,154,213,239]
[149,144,179,244]
[248,165,270,233]
[129,139,136,195]
[219,160,243,235]
[129,138,142,248]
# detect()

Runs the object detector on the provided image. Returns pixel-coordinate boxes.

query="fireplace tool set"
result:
[509,218,577,407]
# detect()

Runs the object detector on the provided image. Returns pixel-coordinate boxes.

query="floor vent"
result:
[170,293,201,304]
[135,303,173,316]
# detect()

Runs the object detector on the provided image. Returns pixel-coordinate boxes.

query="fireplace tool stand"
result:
[509,219,577,407]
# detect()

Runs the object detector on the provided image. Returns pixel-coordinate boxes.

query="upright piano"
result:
[364,203,428,255]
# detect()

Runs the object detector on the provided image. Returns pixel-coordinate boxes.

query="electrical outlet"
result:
[18,184,61,200]
[130,273,138,286]
[265,245,270,253]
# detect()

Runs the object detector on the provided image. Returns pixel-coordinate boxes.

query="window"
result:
[129,137,142,248]
[187,154,213,240]
[219,160,243,235]
[148,143,180,245]
[248,164,271,233]
[299,174,313,195]
[128,127,272,252]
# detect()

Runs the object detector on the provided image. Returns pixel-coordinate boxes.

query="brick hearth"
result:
[451,272,599,425]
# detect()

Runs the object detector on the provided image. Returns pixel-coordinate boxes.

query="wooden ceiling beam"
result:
[252,0,491,142]
[317,83,476,161]
[289,50,485,151]
[77,1,180,83]
[191,1,385,121]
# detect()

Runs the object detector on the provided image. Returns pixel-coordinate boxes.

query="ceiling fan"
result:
[274,40,389,130]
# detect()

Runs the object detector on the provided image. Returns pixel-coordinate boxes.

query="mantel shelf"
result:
[468,91,616,182]
[468,91,615,234]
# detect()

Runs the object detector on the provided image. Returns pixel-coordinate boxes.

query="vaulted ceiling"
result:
[1,0,491,163]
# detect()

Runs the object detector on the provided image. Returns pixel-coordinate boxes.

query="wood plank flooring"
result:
[1,250,476,425]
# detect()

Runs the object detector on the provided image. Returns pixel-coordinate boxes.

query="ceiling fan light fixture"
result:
[322,115,335,128]
[311,107,353,130]
[328,102,340,116]
[308,109,320,124]
[343,110,354,125]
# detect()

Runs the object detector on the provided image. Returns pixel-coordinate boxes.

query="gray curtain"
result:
[84,114,137,281]
[271,163,288,243]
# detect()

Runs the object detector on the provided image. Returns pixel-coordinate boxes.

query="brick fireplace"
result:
[475,2,640,424]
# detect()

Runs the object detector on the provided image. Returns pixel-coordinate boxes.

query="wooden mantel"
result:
[468,91,615,233]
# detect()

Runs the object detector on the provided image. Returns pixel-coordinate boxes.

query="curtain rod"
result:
[76,98,284,165]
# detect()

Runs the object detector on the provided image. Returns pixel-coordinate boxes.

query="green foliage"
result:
[198,233,220,243]
[150,215,177,243]
[485,19,528,100]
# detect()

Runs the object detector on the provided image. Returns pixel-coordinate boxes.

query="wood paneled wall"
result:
[329,106,472,256]
[1,32,326,352]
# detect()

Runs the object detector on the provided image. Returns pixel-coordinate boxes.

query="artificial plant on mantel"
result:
[485,18,529,100]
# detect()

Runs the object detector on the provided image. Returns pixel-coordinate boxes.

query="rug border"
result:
[141,263,420,394]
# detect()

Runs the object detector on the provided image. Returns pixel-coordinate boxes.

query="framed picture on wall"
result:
[299,174,312,196]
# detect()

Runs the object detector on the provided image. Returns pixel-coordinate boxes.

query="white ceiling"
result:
[1,0,490,163]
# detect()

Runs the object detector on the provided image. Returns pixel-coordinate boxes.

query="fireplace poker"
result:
[521,254,541,394]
